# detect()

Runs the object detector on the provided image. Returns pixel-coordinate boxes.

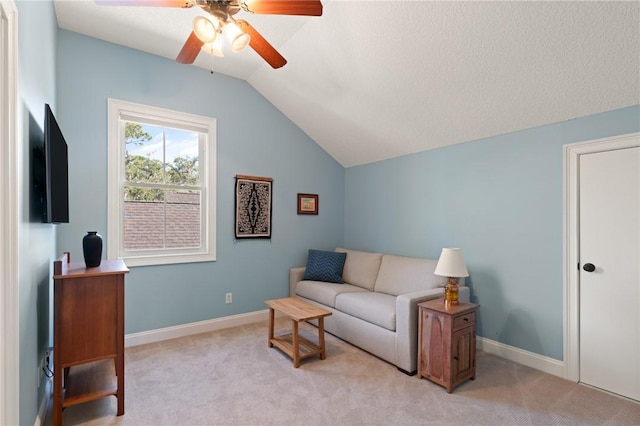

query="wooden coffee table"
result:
[265,297,332,368]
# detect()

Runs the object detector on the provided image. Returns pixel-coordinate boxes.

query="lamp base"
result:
[444,277,459,305]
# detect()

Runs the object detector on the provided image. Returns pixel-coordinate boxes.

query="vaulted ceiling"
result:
[54,0,640,167]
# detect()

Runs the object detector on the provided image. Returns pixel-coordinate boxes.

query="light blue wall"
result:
[56,30,345,334]
[16,14,637,426]
[16,0,58,424]
[345,105,640,361]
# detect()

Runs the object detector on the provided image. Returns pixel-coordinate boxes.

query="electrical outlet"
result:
[38,347,52,387]
[38,355,45,387]
[225,293,232,304]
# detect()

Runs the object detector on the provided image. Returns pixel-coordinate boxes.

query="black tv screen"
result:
[44,104,69,223]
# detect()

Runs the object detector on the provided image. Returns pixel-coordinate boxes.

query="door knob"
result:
[583,263,596,272]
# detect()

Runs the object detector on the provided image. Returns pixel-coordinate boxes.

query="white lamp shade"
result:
[434,248,469,278]
[193,16,218,43]
[225,21,250,52]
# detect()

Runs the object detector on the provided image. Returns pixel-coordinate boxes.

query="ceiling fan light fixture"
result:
[193,15,218,43]
[231,32,251,52]
[225,21,251,52]
[201,36,224,57]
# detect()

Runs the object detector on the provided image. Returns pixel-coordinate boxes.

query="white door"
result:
[579,146,640,400]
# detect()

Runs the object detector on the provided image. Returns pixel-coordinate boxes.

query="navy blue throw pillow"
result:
[303,249,347,283]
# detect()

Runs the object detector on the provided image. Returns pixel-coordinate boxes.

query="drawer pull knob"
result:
[463,318,469,322]
[454,356,459,360]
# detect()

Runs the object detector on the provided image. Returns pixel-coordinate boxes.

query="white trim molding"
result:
[563,132,640,382]
[477,337,565,378]
[125,312,567,379]
[125,310,279,347]
[33,379,51,426]
[0,1,19,425]
[107,98,217,267]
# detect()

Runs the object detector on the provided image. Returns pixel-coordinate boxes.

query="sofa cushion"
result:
[374,255,445,296]
[303,249,347,283]
[335,248,383,291]
[335,292,397,331]
[296,281,368,308]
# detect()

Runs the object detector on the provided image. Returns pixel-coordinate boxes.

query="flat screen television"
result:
[43,104,69,223]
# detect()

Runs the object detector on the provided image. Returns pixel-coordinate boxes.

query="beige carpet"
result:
[49,318,640,425]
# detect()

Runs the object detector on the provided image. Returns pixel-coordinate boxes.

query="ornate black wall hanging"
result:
[235,175,273,239]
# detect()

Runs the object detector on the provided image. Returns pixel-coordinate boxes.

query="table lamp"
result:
[434,248,469,305]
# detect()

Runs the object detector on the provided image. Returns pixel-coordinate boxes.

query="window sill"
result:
[119,252,216,267]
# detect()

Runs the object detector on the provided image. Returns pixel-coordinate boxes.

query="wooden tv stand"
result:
[52,253,129,426]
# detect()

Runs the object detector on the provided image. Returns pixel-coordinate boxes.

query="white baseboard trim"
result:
[124,312,567,380]
[125,309,277,347]
[477,336,566,379]
[34,378,51,426]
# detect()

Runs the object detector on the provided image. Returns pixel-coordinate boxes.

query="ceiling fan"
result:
[95,0,323,69]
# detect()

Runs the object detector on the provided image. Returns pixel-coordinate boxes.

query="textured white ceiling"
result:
[54,0,640,167]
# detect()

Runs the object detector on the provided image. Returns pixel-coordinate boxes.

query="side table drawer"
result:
[453,312,475,331]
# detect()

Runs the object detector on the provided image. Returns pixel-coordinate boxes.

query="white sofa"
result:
[289,248,470,374]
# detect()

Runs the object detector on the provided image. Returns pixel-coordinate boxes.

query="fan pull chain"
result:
[208,45,215,75]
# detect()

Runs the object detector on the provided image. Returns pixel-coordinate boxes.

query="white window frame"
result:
[107,99,216,266]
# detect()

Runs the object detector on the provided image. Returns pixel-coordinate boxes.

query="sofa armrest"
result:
[289,267,306,297]
[394,285,470,373]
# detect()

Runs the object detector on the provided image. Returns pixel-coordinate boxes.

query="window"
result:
[107,99,216,266]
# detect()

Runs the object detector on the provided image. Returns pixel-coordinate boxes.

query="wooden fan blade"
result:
[94,0,193,7]
[236,20,287,69]
[243,0,322,16]
[176,31,203,64]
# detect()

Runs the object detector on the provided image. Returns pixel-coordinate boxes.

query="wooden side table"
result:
[52,253,129,426]
[418,299,479,393]
[265,297,332,368]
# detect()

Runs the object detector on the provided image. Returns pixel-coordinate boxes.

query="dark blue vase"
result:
[82,231,103,267]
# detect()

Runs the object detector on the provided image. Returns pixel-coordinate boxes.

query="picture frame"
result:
[297,193,318,215]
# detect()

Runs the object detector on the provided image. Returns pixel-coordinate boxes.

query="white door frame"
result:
[0,0,18,424]
[563,132,640,382]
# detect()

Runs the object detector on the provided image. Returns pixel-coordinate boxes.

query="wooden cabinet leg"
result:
[116,356,125,415]
[53,363,63,426]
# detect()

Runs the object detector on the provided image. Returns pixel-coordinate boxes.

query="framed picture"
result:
[297,193,318,215]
